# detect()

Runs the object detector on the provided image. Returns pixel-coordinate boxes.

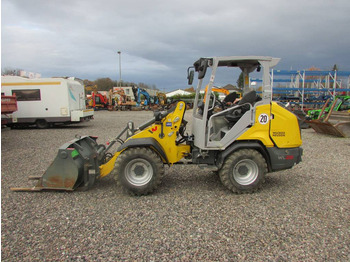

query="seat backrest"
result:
[223,91,260,127]
[238,90,260,105]
[223,92,239,104]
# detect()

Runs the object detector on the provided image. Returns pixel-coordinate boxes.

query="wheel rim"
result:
[125,158,153,186]
[232,159,259,185]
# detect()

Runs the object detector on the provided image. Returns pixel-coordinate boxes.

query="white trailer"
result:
[1,76,94,128]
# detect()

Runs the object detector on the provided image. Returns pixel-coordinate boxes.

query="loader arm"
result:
[99,101,191,178]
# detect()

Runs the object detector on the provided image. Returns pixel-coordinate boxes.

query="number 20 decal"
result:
[258,113,269,125]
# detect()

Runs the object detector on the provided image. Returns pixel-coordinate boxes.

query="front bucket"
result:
[11,136,103,192]
[307,120,350,137]
[307,111,350,138]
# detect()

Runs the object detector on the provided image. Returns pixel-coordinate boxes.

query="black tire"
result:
[219,149,267,194]
[36,119,49,129]
[115,147,164,195]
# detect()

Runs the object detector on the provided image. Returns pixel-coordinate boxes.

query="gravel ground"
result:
[1,110,349,261]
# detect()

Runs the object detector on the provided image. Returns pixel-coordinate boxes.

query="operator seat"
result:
[224,90,261,127]
[223,92,240,105]
[237,90,261,106]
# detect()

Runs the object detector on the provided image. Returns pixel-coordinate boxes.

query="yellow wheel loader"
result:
[11,56,303,195]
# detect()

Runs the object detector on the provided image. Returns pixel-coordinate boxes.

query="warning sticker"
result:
[258,114,269,125]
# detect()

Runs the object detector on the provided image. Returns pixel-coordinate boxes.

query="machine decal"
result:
[258,113,269,125]
[272,131,286,137]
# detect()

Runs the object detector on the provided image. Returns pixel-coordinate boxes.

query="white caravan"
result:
[1,76,94,128]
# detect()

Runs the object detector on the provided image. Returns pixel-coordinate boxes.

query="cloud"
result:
[2,0,350,91]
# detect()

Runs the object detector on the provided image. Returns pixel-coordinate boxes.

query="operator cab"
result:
[188,56,280,150]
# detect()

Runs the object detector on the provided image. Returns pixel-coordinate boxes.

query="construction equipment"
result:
[156,92,183,110]
[157,92,167,106]
[203,86,230,103]
[113,88,137,111]
[306,98,350,137]
[155,92,168,110]
[307,95,350,120]
[136,88,151,108]
[134,87,161,110]
[87,91,110,110]
[11,56,303,195]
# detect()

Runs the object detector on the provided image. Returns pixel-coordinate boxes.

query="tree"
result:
[307,66,321,71]
[185,87,195,93]
[94,78,114,91]
[2,68,23,76]
[83,79,95,87]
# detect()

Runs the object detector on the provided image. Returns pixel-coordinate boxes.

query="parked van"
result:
[1,76,94,128]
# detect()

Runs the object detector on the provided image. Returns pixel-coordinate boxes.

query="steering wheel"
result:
[209,92,225,110]
[215,98,225,110]
[207,93,225,118]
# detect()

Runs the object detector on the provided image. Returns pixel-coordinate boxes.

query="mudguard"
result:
[216,141,272,171]
[117,137,169,164]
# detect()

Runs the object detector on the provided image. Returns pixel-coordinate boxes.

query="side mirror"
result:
[187,67,194,85]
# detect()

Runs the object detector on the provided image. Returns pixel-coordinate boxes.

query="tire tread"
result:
[219,149,267,194]
[114,147,164,196]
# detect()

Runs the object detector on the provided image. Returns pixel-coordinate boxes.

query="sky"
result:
[2,0,350,91]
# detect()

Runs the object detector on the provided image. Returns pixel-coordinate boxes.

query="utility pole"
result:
[117,51,122,87]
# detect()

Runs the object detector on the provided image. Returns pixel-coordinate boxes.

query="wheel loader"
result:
[11,56,303,195]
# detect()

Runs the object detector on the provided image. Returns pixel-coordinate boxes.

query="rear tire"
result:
[219,149,267,193]
[115,147,164,195]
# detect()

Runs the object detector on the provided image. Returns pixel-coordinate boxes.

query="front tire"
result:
[219,149,267,193]
[115,147,164,195]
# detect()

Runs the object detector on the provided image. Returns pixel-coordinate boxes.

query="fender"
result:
[216,141,272,171]
[117,137,169,164]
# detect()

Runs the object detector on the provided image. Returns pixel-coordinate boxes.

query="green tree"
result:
[83,79,95,87]
[94,78,114,91]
